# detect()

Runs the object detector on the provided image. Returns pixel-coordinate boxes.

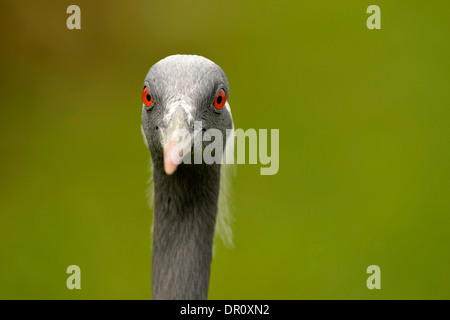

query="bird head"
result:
[141,55,233,175]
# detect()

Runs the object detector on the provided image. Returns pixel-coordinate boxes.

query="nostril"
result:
[155,126,159,130]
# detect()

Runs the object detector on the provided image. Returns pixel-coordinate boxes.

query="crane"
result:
[141,55,234,299]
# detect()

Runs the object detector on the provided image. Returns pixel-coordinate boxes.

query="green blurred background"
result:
[0,0,449,299]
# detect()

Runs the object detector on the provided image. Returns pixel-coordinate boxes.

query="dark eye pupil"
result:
[216,96,222,104]
[146,94,151,101]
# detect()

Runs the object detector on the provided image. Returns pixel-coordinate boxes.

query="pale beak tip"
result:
[164,141,179,175]
[164,159,178,175]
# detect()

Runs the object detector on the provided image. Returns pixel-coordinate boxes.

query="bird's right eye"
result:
[142,86,154,107]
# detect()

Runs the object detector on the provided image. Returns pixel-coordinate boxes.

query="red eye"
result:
[142,86,153,107]
[214,89,226,110]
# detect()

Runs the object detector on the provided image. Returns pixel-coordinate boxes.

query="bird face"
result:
[141,55,233,175]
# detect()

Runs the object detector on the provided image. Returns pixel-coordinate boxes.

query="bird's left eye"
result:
[213,89,227,110]
[142,86,154,107]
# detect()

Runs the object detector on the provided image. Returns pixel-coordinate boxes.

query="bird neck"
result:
[151,162,221,300]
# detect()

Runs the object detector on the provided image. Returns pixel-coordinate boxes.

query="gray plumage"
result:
[141,55,233,300]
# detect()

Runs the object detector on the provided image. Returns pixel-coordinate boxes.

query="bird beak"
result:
[161,108,193,175]
[164,140,180,175]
